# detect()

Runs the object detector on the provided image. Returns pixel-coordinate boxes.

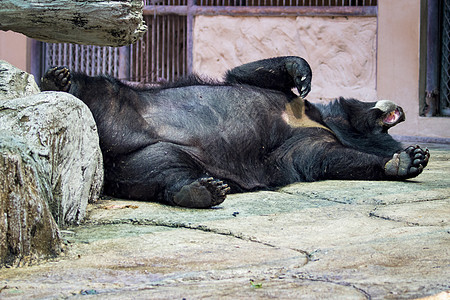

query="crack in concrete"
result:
[368,210,422,226]
[280,189,450,206]
[379,197,450,204]
[367,197,449,226]
[279,188,447,227]
[291,273,372,300]
[82,217,313,262]
[279,189,384,205]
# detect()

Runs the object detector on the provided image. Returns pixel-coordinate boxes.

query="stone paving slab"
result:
[0,144,449,299]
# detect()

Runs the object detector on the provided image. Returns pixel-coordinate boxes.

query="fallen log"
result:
[0,0,147,47]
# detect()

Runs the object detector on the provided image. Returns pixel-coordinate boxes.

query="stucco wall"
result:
[0,31,27,71]
[193,15,378,102]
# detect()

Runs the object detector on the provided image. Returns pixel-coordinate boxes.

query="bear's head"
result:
[372,100,406,130]
[338,98,405,135]
[314,98,405,156]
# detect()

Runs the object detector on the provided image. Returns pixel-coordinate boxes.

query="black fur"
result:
[40,57,429,208]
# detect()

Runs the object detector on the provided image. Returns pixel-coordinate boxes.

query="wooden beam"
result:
[0,0,147,47]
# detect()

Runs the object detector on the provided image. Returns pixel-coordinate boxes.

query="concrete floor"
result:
[0,143,449,299]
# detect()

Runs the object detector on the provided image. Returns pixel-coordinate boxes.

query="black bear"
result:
[40,56,429,208]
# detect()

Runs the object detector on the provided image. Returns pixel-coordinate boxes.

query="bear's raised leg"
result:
[225,56,312,98]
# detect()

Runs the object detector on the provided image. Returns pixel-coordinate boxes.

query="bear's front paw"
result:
[40,66,71,92]
[384,145,430,179]
[173,177,230,208]
[285,58,312,98]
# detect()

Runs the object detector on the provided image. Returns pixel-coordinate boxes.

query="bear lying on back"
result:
[41,56,429,208]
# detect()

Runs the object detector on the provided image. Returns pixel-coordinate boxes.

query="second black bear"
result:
[41,56,430,208]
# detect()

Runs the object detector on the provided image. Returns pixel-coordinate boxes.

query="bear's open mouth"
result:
[383,108,402,125]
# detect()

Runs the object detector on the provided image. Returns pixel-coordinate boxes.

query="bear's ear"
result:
[372,100,406,132]
[338,98,379,134]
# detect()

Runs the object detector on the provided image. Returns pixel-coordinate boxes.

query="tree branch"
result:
[0,0,147,47]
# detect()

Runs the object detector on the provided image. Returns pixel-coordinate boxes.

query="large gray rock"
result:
[0,135,61,267]
[0,91,104,225]
[0,60,40,100]
[0,60,103,267]
[0,60,103,225]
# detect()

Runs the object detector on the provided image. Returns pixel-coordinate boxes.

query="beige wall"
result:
[0,31,28,71]
[193,15,378,102]
[377,0,450,139]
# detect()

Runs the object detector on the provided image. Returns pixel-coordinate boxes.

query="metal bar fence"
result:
[149,0,376,6]
[129,14,188,83]
[39,0,377,85]
[42,43,121,78]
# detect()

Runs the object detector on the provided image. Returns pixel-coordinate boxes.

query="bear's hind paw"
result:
[173,177,230,208]
[385,145,430,179]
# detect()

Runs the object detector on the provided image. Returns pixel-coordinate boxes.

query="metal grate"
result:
[145,0,376,6]
[146,0,188,4]
[43,44,121,78]
[441,0,450,116]
[130,14,188,83]
[197,0,376,6]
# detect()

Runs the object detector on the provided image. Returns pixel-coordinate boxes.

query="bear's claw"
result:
[41,66,71,92]
[285,58,312,98]
[173,177,230,208]
[199,177,230,204]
